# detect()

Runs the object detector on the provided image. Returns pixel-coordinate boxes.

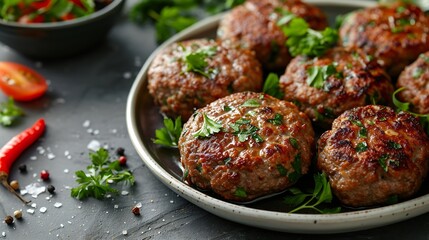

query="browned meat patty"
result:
[217,0,327,71]
[179,92,315,202]
[339,2,429,78]
[317,105,429,207]
[279,47,394,128]
[148,38,263,121]
[396,52,429,114]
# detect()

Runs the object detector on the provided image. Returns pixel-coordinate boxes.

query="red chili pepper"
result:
[0,118,46,204]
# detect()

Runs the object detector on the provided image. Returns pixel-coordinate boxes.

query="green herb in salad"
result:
[71,148,135,200]
[153,116,183,147]
[0,98,24,126]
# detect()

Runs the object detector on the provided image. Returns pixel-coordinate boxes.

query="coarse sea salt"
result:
[27,209,35,215]
[87,140,101,151]
[83,120,90,128]
[39,207,47,213]
[25,183,46,198]
[54,202,63,208]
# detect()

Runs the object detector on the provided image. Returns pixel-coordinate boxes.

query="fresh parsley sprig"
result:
[263,73,284,99]
[184,46,218,79]
[284,172,341,214]
[392,87,429,135]
[193,113,222,138]
[71,148,135,200]
[130,0,245,43]
[153,116,183,147]
[279,17,339,57]
[0,98,24,127]
[306,63,342,90]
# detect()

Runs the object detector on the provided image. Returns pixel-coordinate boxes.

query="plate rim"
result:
[126,0,429,234]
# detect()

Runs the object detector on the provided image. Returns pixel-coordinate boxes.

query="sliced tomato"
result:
[0,62,48,101]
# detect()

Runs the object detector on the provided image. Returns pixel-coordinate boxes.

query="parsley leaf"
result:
[153,116,183,147]
[279,17,338,57]
[71,149,135,200]
[284,172,341,214]
[306,64,340,90]
[262,73,284,99]
[184,46,218,79]
[0,98,24,126]
[230,118,263,143]
[154,7,198,43]
[193,113,222,138]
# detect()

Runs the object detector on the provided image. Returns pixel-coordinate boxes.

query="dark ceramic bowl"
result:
[0,0,125,59]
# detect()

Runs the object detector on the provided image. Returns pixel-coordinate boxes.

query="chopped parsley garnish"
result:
[0,98,24,127]
[241,99,261,107]
[262,73,284,99]
[288,153,302,183]
[223,105,232,112]
[193,113,222,138]
[289,138,299,149]
[278,16,338,57]
[229,118,263,143]
[284,172,341,214]
[355,142,368,152]
[412,67,424,79]
[420,54,429,63]
[184,46,218,79]
[359,127,368,138]
[306,63,341,90]
[378,154,390,172]
[388,140,402,150]
[277,164,288,176]
[224,157,232,165]
[71,149,135,200]
[267,113,283,125]
[234,187,247,198]
[153,116,183,147]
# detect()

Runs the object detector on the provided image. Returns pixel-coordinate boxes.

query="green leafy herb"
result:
[130,0,245,43]
[0,98,24,126]
[306,64,340,90]
[392,87,429,135]
[284,172,341,214]
[234,187,247,198]
[230,118,263,143]
[279,17,338,57]
[412,67,424,79]
[267,113,283,125]
[277,164,288,176]
[289,138,299,149]
[193,113,222,138]
[355,142,368,152]
[263,73,284,99]
[241,99,261,108]
[378,154,390,172]
[71,149,135,200]
[388,140,402,150]
[184,46,218,79]
[358,127,368,138]
[153,116,183,147]
[288,153,302,183]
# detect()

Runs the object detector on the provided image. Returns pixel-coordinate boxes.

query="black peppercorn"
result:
[47,185,55,194]
[4,215,13,225]
[18,164,27,173]
[116,147,125,156]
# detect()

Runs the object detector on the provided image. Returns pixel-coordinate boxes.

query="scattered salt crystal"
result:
[30,156,37,161]
[93,129,100,135]
[25,183,46,198]
[111,129,117,134]
[83,120,90,128]
[87,128,93,134]
[20,189,28,195]
[1,232,5,237]
[64,169,69,173]
[39,207,47,213]
[107,179,114,184]
[33,173,37,178]
[46,197,50,200]
[114,205,119,209]
[37,146,45,155]
[55,98,65,104]
[68,221,72,224]
[87,140,101,151]
[60,224,64,228]
[123,72,132,79]
[170,200,174,204]
[54,202,62,208]
[64,151,70,156]
[121,191,129,196]
[134,56,142,67]
[136,202,142,208]
[31,203,37,208]
[67,155,72,159]
[106,194,112,198]
[27,209,35,214]
[122,230,128,235]
[77,206,81,209]
[47,153,55,160]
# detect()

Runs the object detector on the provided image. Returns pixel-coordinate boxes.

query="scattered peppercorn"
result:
[4,216,13,225]
[116,147,125,156]
[47,185,55,194]
[9,180,19,190]
[18,164,27,173]
[118,156,127,166]
[40,170,50,181]
[13,210,22,220]
[131,206,140,216]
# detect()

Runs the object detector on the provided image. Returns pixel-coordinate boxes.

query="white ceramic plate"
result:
[126,0,429,234]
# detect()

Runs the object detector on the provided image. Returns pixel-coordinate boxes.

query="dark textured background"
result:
[1,0,429,239]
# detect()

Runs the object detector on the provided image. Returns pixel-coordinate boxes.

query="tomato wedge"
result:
[0,62,48,101]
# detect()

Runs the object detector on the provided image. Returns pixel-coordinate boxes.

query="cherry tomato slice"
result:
[0,62,48,101]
